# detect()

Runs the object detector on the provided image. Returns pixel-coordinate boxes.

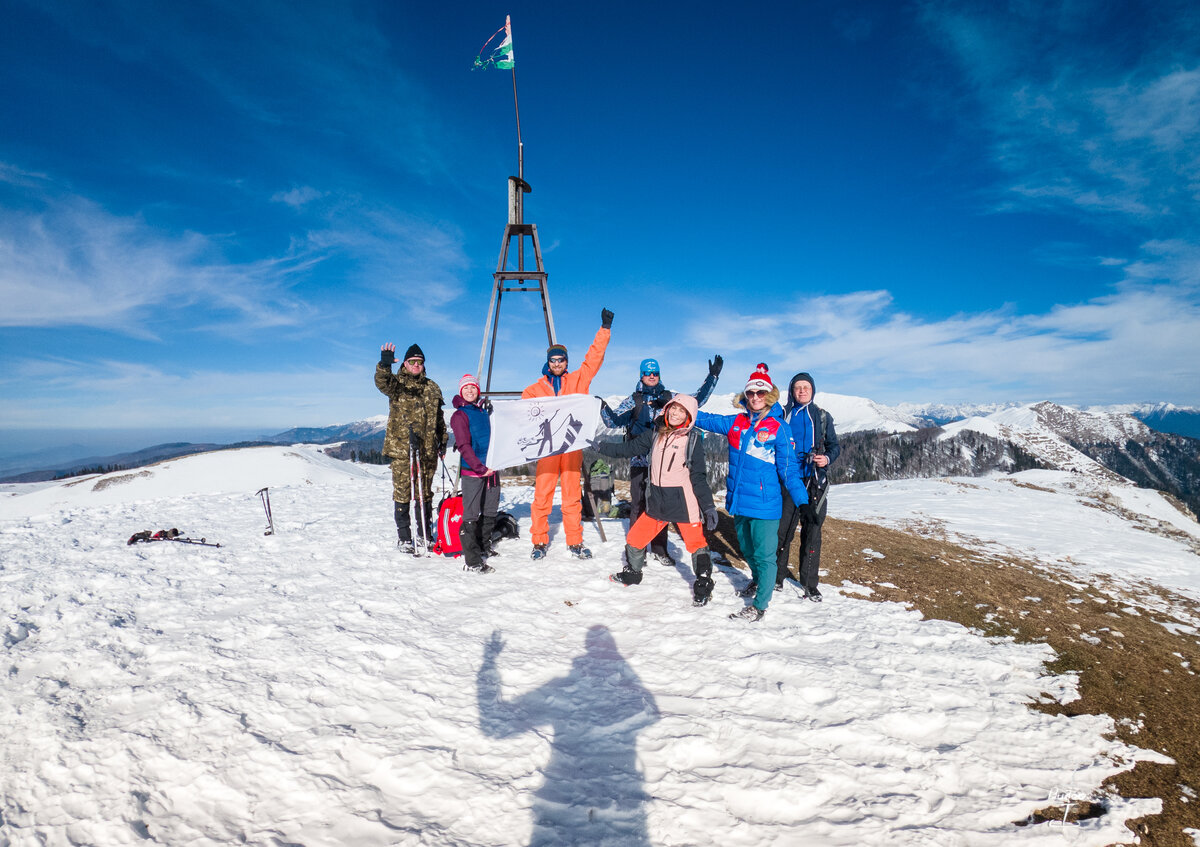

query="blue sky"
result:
[2,0,1200,455]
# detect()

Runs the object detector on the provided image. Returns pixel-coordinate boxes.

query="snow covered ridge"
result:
[0,445,1172,844]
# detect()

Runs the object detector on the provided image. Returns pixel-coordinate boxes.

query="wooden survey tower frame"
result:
[476,175,557,397]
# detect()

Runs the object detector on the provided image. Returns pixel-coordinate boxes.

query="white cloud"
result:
[0,189,313,333]
[686,245,1200,405]
[271,185,326,208]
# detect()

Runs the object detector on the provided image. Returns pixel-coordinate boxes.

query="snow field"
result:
[0,447,1166,845]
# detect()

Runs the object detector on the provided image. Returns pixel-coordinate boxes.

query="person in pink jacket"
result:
[592,393,720,606]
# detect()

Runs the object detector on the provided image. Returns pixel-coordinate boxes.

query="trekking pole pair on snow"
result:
[256,487,275,536]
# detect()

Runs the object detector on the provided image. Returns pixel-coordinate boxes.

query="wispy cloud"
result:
[688,244,1200,405]
[0,170,314,334]
[21,0,452,184]
[0,168,474,335]
[920,0,1200,233]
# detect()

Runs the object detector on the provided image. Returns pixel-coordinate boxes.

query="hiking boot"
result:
[737,580,758,598]
[567,544,593,560]
[650,552,674,567]
[804,587,823,603]
[464,562,495,574]
[530,544,549,560]
[729,605,765,622]
[397,539,415,554]
[610,568,642,586]
[692,593,710,607]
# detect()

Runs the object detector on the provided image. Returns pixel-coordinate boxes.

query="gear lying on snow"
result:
[127,528,222,547]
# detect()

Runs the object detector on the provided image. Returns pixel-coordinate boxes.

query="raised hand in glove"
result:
[708,354,723,378]
[596,395,614,416]
[380,343,396,367]
[600,308,614,329]
[703,508,720,531]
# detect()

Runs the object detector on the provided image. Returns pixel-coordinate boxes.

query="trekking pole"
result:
[583,487,607,542]
[410,430,429,555]
[256,487,275,536]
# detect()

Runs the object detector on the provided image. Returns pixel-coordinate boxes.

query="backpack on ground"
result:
[432,495,464,557]
[491,511,520,542]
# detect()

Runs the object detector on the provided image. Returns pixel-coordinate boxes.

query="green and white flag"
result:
[473,15,515,70]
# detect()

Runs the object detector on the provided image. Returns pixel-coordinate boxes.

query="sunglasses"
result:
[641,372,659,378]
[745,389,769,397]
[548,357,567,364]
[405,358,424,365]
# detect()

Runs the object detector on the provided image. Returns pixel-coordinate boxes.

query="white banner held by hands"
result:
[485,395,601,470]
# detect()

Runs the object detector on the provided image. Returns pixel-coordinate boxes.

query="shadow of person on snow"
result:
[477,625,660,846]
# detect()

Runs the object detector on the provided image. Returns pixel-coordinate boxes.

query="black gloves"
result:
[601,308,614,329]
[709,355,723,378]
[703,508,720,531]
[596,396,613,416]
[799,503,819,524]
[651,392,671,410]
[380,348,395,368]
[482,397,494,414]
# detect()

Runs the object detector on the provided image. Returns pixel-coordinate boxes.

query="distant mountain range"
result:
[4,400,1198,520]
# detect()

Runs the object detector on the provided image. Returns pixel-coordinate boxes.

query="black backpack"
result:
[491,512,520,541]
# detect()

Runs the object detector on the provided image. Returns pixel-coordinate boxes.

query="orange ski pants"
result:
[626,514,708,553]
[531,451,584,546]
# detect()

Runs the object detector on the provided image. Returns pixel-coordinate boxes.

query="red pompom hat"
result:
[744,363,773,393]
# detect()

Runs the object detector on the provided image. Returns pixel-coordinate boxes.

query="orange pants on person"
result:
[531,451,585,546]
[626,514,707,553]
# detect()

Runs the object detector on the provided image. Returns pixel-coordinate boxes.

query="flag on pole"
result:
[473,15,515,70]
[485,395,601,470]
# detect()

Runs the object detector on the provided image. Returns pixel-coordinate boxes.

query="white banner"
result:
[485,395,601,470]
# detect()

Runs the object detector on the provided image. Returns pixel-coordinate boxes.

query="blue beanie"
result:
[640,358,660,375]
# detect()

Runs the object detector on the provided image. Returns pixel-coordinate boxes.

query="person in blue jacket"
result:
[600,355,722,567]
[693,363,813,622]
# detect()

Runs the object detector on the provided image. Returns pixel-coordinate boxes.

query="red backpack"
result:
[432,495,464,557]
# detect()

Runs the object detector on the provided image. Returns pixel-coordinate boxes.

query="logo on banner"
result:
[517,403,583,460]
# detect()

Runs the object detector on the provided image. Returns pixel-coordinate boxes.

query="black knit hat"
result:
[791,372,815,393]
[404,343,425,362]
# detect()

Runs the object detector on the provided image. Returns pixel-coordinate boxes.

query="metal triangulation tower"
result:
[476,175,557,396]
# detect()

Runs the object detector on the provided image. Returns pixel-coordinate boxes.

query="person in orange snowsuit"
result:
[521,307,613,560]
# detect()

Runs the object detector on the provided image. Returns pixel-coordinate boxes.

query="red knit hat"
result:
[459,374,480,393]
[744,363,773,393]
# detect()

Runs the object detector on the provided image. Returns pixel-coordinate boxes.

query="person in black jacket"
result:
[592,393,720,606]
[776,372,841,601]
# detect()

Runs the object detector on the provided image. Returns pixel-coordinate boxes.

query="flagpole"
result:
[513,65,523,182]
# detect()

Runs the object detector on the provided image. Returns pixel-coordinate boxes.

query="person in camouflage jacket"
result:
[376,342,447,550]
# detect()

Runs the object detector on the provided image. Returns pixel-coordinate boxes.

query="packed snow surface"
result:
[833,470,1200,601]
[0,447,1169,845]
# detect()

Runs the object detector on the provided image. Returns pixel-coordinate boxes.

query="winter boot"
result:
[737,579,758,598]
[530,544,549,560]
[691,547,714,606]
[464,561,495,574]
[479,515,498,557]
[729,605,765,622]
[610,567,642,586]
[395,502,415,554]
[461,520,486,571]
[567,544,593,560]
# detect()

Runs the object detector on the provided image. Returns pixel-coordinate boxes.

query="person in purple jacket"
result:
[450,374,500,574]
[693,363,811,622]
